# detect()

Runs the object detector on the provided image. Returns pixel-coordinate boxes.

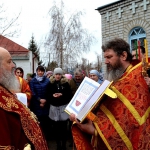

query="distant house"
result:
[0,35,38,78]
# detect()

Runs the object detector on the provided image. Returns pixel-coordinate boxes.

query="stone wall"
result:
[97,0,150,73]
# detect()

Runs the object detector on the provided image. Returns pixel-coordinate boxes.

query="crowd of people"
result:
[0,37,150,150]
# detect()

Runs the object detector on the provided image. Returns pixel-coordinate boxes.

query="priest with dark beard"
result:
[70,38,150,150]
[0,47,48,150]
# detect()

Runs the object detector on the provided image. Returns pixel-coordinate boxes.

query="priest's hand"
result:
[70,113,76,122]
[70,113,95,135]
[76,119,95,135]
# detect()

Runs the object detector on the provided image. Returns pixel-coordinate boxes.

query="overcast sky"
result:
[1,0,116,63]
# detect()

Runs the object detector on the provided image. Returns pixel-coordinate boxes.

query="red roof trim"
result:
[0,35,29,54]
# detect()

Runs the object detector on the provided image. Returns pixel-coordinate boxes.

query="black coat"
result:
[47,76,72,107]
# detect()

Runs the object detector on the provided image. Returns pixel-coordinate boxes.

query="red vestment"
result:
[0,85,48,150]
[72,63,150,150]
[18,77,32,106]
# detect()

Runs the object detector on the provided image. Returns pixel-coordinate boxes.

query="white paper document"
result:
[16,93,27,107]
[65,77,116,122]
[77,80,111,121]
[65,77,100,116]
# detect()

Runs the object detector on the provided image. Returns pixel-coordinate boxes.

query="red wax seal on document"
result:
[76,100,81,106]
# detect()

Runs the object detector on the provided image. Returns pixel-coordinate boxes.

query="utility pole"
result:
[49,53,50,64]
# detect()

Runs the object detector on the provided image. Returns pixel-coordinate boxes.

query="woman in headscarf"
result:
[89,69,103,84]
[29,65,50,142]
[46,71,53,78]
[47,67,72,150]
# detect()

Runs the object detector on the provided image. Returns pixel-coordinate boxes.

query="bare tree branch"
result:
[44,0,96,68]
[0,3,21,38]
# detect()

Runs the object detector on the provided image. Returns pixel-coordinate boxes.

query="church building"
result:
[96,0,150,72]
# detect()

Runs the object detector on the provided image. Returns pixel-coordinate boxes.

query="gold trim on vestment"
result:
[26,92,31,95]
[1,96,19,109]
[0,86,48,150]
[118,62,142,82]
[19,77,23,89]
[93,63,149,150]
[111,86,150,125]
[93,122,112,150]
[100,104,133,150]
[0,145,15,150]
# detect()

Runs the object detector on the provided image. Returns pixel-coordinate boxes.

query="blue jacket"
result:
[29,76,50,116]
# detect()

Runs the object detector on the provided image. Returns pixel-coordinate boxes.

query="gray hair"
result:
[102,38,132,62]
[74,68,83,76]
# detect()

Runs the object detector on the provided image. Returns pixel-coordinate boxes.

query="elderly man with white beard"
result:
[0,47,49,150]
[70,38,150,150]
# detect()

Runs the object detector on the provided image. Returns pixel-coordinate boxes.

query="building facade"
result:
[0,35,38,79]
[97,0,150,72]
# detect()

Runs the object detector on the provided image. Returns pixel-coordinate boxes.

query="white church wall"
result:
[13,51,39,79]
[14,60,32,79]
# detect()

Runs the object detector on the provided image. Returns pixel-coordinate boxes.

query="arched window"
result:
[129,27,146,50]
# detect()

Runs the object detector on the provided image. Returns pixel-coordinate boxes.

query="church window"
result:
[129,27,146,50]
